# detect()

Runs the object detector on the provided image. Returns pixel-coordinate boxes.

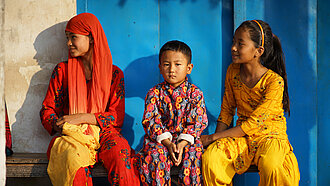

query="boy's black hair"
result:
[159,40,192,64]
[238,20,290,116]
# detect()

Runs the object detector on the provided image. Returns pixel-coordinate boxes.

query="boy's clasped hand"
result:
[162,138,189,166]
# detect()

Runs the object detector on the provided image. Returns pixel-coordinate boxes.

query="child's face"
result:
[66,31,93,58]
[159,50,193,88]
[231,27,260,64]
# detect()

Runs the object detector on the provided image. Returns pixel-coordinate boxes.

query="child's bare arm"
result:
[201,121,227,147]
[202,125,246,147]
[215,121,229,133]
[56,113,97,127]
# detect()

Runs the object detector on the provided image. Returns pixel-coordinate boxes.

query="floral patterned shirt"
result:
[142,79,208,145]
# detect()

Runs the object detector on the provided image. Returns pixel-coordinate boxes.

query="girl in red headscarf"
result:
[40,13,140,186]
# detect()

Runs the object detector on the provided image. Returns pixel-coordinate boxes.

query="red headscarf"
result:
[65,13,113,114]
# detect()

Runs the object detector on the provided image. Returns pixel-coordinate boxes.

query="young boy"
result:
[139,40,208,186]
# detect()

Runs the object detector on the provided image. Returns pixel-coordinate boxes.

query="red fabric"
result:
[5,102,12,149]
[72,133,141,186]
[46,136,58,159]
[65,13,113,115]
[41,63,140,184]
[40,63,124,135]
[98,132,140,186]
[73,167,93,186]
[49,132,141,186]
[41,13,140,185]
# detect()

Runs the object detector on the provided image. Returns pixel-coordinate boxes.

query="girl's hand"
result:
[201,121,227,146]
[162,138,178,163]
[56,113,97,127]
[201,126,247,147]
[52,121,63,134]
[175,140,189,166]
[201,134,214,147]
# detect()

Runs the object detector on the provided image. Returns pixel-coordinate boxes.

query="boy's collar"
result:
[163,77,188,90]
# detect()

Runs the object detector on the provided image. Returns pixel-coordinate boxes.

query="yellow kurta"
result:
[202,63,300,186]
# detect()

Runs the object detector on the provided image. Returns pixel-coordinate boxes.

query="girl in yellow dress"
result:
[201,20,300,186]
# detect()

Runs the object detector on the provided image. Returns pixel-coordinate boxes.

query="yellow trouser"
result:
[202,137,300,186]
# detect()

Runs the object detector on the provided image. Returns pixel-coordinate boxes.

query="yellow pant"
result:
[202,137,300,186]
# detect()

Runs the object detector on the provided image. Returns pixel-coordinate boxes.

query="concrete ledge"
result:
[6,153,107,178]
[6,153,258,178]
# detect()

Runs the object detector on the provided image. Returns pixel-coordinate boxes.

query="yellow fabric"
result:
[256,138,300,185]
[202,63,300,185]
[218,63,288,139]
[202,138,299,186]
[48,123,100,186]
[202,137,248,186]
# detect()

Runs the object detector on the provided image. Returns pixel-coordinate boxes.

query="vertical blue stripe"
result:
[317,0,330,185]
[233,0,246,29]
[159,0,223,135]
[233,0,318,185]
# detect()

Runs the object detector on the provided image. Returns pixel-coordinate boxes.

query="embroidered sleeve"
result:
[142,88,168,142]
[218,65,237,126]
[94,66,125,130]
[40,62,67,135]
[240,75,285,136]
[184,88,208,143]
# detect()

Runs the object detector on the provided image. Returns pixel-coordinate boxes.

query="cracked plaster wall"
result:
[4,0,76,153]
[1,0,5,183]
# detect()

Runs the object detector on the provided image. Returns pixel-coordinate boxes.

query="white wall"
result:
[4,0,76,153]
[1,0,6,184]
[0,56,5,185]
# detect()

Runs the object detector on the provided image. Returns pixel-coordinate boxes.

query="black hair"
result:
[159,40,192,64]
[238,20,290,115]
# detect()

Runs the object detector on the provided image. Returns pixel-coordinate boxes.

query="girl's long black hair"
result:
[238,20,290,115]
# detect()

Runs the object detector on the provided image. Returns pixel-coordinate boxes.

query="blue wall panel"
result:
[317,0,330,185]
[233,0,318,185]
[159,0,224,135]
[77,0,160,150]
[77,0,233,150]
[76,0,328,185]
[265,1,317,185]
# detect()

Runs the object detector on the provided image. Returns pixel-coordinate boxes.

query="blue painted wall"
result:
[317,0,330,185]
[233,0,319,185]
[77,0,233,150]
[76,0,329,185]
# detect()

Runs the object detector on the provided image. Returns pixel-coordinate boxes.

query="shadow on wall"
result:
[122,55,159,150]
[124,55,159,100]
[11,22,68,153]
[12,22,159,152]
